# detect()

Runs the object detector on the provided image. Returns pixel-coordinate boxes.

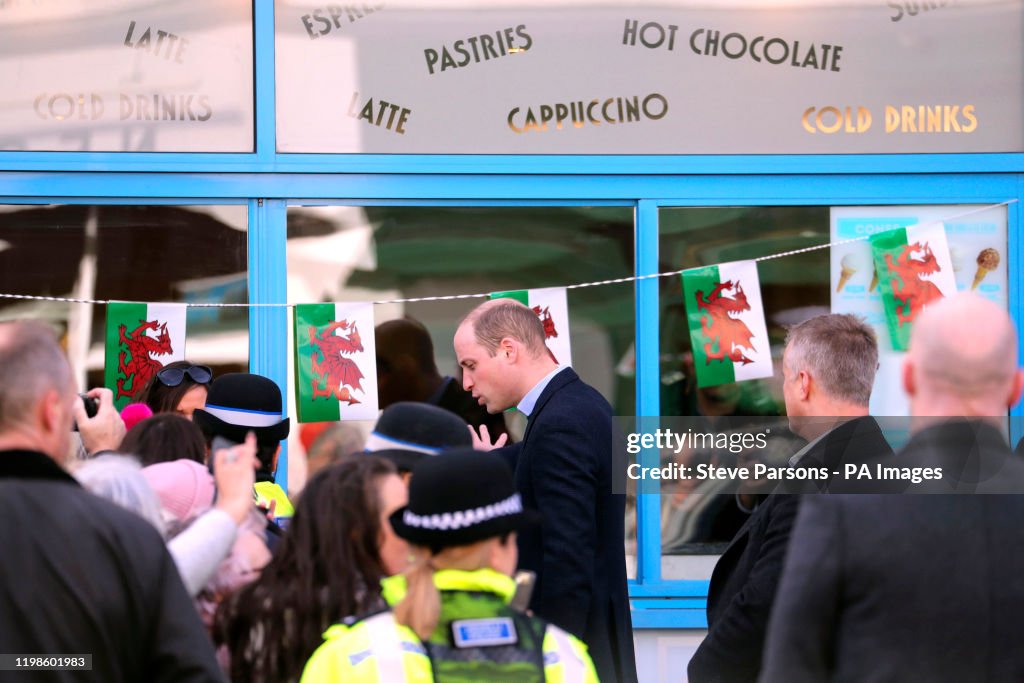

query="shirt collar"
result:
[517,366,567,418]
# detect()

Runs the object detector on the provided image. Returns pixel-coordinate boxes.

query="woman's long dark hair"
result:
[214,456,398,683]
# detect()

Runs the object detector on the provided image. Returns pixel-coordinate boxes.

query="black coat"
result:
[0,450,222,683]
[503,367,637,683]
[688,416,893,683]
[761,420,1024,683]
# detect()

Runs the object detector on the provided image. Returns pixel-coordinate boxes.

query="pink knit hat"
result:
[141,459,216,524]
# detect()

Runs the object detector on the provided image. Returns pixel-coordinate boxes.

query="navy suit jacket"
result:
[688,416,893,683]
[502,367,637,683]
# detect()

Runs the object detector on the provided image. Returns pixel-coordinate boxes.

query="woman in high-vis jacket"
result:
[301,448,598,683]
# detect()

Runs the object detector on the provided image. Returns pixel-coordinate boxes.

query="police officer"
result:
[301,448,598,682]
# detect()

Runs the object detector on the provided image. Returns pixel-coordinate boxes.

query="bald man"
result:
[454,299,637,683]
[376,317,510,444]
[761,294,1024,682]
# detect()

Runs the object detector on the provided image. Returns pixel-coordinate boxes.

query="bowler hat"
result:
[390,448,539,548]
[193,373,290,445]
[365,402,472,472]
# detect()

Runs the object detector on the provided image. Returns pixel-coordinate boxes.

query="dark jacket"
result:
[0,449,222,683]
[505,367,637,683]
[688,416,893,683]
[761,420,1024,683]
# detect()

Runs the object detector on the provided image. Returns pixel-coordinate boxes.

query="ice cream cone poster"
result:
[870,222,957,351]
[681,261,773,388]
[293,302,378,422]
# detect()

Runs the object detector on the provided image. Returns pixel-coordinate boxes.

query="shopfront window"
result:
[656,203,1008,575]
[274,0,1022,154]
[0,2,254,152]
[0,204,249,391]
[284,204,636,517]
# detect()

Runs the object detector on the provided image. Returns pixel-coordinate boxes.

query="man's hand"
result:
[212,432,258,525]
[74,387,126,456]
[469,424,508,451]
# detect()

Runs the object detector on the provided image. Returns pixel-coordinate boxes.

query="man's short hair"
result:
[784,314,878,406]
[0,321,71,432]
[464,300,547,358]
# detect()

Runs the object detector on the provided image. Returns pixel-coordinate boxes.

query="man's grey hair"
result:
[74,454,167,537]
[0,320,72,432]
[784,313,878,406]
[462,299,547,358]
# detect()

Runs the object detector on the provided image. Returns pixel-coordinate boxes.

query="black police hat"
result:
[365,402,472,473]
[193,373,290,446]
[389,448,539,548]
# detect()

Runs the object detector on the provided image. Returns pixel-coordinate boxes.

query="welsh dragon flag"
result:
[681,261,772,389]
[105,302,187,410]
[294,302,378,422]
[870,222,956,351]
[490,287,573,366]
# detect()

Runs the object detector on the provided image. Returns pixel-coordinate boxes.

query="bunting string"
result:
[0,200,1014,309]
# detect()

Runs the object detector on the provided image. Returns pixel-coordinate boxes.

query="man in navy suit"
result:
[454,299,637,683]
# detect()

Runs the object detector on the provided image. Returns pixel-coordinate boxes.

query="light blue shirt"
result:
[517,366,568,418]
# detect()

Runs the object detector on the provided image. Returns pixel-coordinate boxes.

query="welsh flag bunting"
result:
[681,261,773,388]
[490,287,573,366]
[294,302,378,422]
[105,302,187,410]
[870,222,956,351]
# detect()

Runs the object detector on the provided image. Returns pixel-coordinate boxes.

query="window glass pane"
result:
[275,0,1022,153]
[285,205,636,564]
[0,204,249,393]
[0,2,254,152]
[657,204,1007,575]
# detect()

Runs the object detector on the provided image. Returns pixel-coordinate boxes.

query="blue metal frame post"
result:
[248,198,289,491]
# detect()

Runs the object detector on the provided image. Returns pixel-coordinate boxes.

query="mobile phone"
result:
[209,435,240,475]
[72,394,99,432]
[509,570,536,612]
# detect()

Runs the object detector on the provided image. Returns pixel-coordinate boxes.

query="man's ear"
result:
[902,357,916,399]
[1007,368,1024,409]
[798,370,812,402]
[499,337,517,362]
[39,389,64,437]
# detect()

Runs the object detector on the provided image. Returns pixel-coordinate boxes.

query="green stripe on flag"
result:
[870,228,913,351]
[490,290,530,305]
[105,301,149,410]
[294,303,342,422]
[681,266,737,388]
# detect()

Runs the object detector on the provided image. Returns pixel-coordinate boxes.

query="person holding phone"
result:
[301,449,598,683]
[193,373,294,535]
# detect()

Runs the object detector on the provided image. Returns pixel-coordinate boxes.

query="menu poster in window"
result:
[0,1,253,152]
[275,0,1022,154]
[830,204,1008,417]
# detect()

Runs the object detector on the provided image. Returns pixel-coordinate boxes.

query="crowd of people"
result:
[2,292,1023,682]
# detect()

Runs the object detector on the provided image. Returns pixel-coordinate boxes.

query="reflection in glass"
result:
[285,205,637,571]
[0,204,249,390]
[658,206,828,567]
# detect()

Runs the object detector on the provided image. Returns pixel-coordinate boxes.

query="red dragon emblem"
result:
[884,241,944,326]
[532,305,559,364]
[309,319,364,405]
[117,319,173,400]
[695,280,756,365]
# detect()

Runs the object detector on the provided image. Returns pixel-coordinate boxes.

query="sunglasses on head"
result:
[156,364,213,387]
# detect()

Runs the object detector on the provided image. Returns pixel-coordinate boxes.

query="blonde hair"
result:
[393,540,495,640]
